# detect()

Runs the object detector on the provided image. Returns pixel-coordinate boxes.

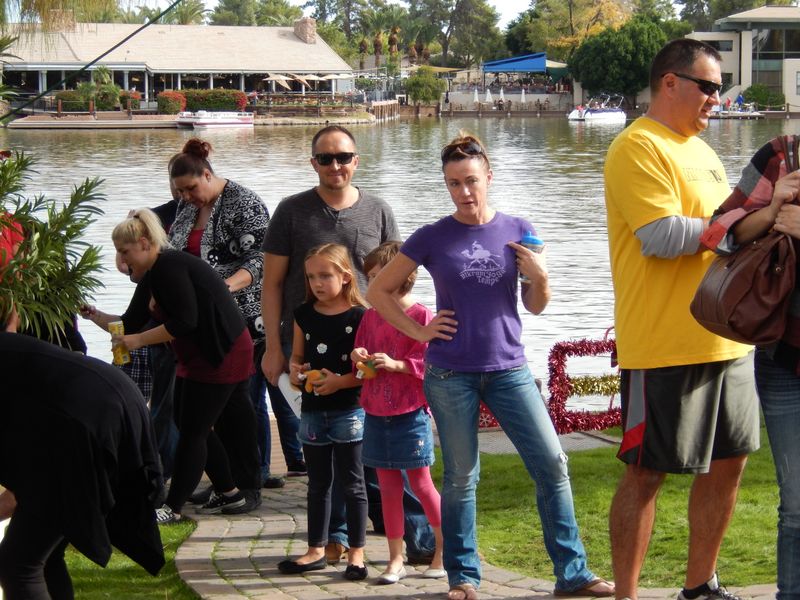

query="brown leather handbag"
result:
[690,135,798,345]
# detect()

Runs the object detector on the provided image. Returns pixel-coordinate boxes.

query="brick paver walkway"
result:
[174,477,778,600]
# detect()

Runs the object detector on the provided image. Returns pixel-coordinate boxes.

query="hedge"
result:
[157,90,186,114]
[181,88,247,111]
[54,90,89,112]
[120,90,141,110]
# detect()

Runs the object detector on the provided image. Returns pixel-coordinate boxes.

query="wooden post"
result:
[57,99,62,116]
[89,99,95,116]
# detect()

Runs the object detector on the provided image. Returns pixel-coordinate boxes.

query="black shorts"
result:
[617,352,759,474]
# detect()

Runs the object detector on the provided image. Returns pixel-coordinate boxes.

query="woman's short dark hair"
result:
[169,138,213,179]
[650,39,721,92]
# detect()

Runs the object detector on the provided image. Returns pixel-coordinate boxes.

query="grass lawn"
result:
[442,425,779,589]
[66,521,198,599]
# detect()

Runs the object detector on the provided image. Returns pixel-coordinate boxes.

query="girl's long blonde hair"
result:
[304,243,366,307]
[111,208,170,250]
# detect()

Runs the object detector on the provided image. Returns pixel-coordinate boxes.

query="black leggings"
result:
[167,377,260,514]
[0,503,73,600]
[304,442,368,549]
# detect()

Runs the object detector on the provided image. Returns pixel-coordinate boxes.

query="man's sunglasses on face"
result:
[666,72,723,97]
[313,152,356,166]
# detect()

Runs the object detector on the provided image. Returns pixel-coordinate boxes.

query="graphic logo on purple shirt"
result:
[459,240,505,286]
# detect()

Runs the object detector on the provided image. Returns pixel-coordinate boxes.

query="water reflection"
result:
[2,117,792,408]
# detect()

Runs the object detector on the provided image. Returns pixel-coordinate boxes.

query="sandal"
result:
[554,577,615,598]
[448,582,479,600]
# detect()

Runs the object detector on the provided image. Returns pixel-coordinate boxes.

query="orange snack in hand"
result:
[356,360,378,380]
[304,369,326,393]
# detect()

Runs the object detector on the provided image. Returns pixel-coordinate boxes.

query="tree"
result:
[256,0,302,25]
[743,83,785,109]
[569,15,667,100]
[449,0,505,69]
[674,0,712,30]
[210,0,257,25]
[166,0,207,25]
[317,21,359,63]
[404,65,446,104]
[502,0,629,62]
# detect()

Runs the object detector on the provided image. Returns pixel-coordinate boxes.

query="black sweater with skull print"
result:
[169,179,269,344]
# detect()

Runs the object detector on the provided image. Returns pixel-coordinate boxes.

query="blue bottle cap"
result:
[521,230,543,245]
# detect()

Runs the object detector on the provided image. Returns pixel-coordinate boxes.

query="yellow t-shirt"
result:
[604,117,751,369]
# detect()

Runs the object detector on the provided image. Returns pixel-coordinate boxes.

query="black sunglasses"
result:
[441,140,485,163]
[313,152,356,166]
[667,72,723,96]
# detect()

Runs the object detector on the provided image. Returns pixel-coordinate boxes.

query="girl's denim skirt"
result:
[299,407,365,446]
[362,406,435,470]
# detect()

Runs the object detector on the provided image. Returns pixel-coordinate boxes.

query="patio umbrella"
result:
[263,74,292,91]
[473,88,479,103]
[520,88,525,105]
[499,87,505,101]
[485,88,493,103]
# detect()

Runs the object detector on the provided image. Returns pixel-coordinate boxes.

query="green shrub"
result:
[743,83,785,110]
[182,88,247,111]
[119,90,141,110]
[157,90,186,114]
[95,83,120,110]
[54,90,89,112]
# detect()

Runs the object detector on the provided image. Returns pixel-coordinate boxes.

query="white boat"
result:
[175,110,254,129]
[567,93,627,123]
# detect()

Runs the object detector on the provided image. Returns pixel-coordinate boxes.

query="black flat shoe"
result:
[344,564,368,580]
[277,556,327,574]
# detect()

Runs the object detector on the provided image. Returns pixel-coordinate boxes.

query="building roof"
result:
[3,22,353,74]
[716,5,800,30]
[482,52,547,73]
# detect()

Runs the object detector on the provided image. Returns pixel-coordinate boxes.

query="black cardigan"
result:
[0,333,165,575]
[122,249,246,367]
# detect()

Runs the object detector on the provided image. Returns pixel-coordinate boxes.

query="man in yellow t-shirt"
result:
[604,39,758,600]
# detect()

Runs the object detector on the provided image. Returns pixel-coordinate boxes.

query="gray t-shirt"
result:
[261,187,400,345]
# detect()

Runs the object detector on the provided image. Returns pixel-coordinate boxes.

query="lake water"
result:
[2,116,793,409]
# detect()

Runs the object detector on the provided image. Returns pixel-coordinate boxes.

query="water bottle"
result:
[519,231,544,283]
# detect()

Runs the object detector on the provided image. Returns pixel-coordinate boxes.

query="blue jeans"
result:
[424,364,596,591]
[755,349,800,600]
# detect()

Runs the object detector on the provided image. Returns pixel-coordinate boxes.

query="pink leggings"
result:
[376,467,442,540]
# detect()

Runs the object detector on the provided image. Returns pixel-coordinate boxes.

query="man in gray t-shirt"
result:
[260,125,399,378]
[260,126,435,563]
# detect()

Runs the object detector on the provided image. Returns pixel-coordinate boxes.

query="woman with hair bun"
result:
[85,208,261,524]
[169,138,300,495]
[367,132,613,600]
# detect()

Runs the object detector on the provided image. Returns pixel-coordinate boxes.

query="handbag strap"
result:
[779,135,800,173]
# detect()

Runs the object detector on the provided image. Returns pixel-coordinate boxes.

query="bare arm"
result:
[509,241,551,315]
[261,252,290,385]
[366,253,457,343]
[0,489,16,520]
[116,324,174,352]
[225,268,253,293]
[79,305,121,332]
[733,170,800,243]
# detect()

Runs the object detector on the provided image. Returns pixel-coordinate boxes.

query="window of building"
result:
[707,40,733,52]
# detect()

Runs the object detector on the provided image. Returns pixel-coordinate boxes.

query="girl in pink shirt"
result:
[351,241,445,584]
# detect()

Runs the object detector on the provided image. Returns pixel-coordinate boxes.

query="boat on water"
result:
[175,110,254,129]
[567,93,627,123]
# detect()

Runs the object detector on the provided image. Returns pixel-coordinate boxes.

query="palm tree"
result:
[166,0,207,25]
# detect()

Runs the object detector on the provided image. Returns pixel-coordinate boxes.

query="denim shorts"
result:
[299,407,365,446]
[362,406,435,470]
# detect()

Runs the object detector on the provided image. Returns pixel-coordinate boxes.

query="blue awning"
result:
[482,53,546,73]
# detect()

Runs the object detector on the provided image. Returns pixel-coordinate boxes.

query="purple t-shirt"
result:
[401,212,536,372]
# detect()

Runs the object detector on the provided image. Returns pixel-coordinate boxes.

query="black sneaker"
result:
[197,491,246,514]
[155,504,183,524]
[263,474,286,489]
[677,574,741,600]
[286,461,307,477]
[222,489,261,514]
[190,484,214,505]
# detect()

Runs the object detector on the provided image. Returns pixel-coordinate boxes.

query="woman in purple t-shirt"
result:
[366,133,613,600]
